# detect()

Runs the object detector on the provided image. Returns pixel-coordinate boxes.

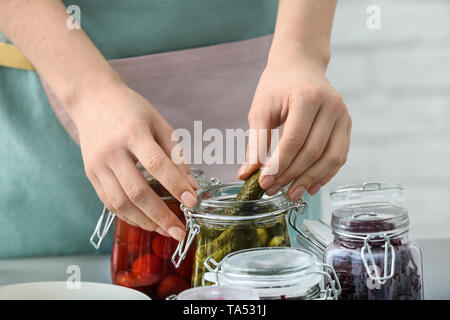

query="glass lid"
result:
[330,182,404,209]
[220,247,318,278]
[331,203,409,235]
[205,247,339,299]
[175,286,259,300]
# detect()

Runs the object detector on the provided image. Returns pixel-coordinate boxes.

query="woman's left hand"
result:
[238,55,352,202]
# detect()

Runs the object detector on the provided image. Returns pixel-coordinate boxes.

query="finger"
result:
[109,154,186,241]
[238,99,273,180]
[128,128,198,209]
[259,93,321,189]
[287,115,349,201]
[96,167,159,232]
[312,115,352,188]
[271,98,341,190]
[86,170,112,210]
[153,117,192,180]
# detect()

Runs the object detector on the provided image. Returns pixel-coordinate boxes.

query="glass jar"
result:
[172,182,307,287]
[168,286,260,300]
[324,182,424,300]
[203,247,341,300]
[90,166,214,300]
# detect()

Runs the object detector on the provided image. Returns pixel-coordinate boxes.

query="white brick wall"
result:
[322,0,450,239]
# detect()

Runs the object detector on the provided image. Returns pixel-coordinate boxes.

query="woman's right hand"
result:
[69,78,198,241]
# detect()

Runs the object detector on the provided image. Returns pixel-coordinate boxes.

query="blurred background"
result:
[322,0,450,239]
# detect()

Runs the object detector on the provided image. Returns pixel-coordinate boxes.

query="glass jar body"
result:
[110,198,195,300]
[192,215,291,287]
[324,233,423,300]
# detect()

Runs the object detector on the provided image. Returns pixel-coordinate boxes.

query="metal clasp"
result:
[318,264,342,300]
[361,233,396,285]
[202,257,222,286]
[289,199,319,247]
[171,206,200,268]
[288,198,308,232]
[90,206,115,249]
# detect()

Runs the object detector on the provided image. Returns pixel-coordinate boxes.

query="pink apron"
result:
[40,35,273,182]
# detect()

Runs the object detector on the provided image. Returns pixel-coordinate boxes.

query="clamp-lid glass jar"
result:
[89,166,214,300]
[203,247,341,300]
[324,182,424,300]
[172,182,307,287]
[168,285,259,300]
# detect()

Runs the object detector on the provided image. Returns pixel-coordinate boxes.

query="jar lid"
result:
[208,248,323,299]
[330,182,404,208]
[173,286,259,300]
[331,203,409,236]
[295,219,333,259]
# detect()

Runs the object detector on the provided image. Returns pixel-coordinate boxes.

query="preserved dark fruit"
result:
[329,221,422,300]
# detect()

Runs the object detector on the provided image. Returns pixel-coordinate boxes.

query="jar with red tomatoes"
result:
[90,166,214,300]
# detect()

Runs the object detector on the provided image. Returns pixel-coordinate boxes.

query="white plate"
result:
[0,281,150,300]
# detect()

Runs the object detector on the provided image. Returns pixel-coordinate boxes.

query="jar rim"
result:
[185,182,299,222]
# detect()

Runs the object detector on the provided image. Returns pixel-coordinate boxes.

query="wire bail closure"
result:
[361,233,396,285]
[288,199,308,228]
[90,206,116,249]
[171,206,200,268]
[289,199,330,251]
[312,264,342,300]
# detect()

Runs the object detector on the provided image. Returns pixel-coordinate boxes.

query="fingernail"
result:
[309,184,322,196]
[168,226,185,242]
[181,191,197,208]
[291,186,306,202]
[260,175,276,189]
[266,183,282,196]
[156,227,170,237]
[187,174,199,190]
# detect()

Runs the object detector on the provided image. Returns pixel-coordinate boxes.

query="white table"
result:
[0,239,449,299]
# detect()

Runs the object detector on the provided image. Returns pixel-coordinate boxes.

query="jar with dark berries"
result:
[324,183,424,300]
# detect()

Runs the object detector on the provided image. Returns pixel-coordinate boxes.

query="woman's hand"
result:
[239,54,351,201]
[70,79,198,241]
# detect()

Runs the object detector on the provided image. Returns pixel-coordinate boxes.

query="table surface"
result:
[0,239,449,300]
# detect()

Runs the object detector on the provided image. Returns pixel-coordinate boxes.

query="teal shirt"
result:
[62,0,278,59]
[0,1,321,259]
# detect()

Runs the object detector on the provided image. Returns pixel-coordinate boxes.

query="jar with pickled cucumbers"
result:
[172,182,307,287]
[90,166,213,300]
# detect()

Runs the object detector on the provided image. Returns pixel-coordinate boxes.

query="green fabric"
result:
[0,67,112,259]
[62,0,278,59]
